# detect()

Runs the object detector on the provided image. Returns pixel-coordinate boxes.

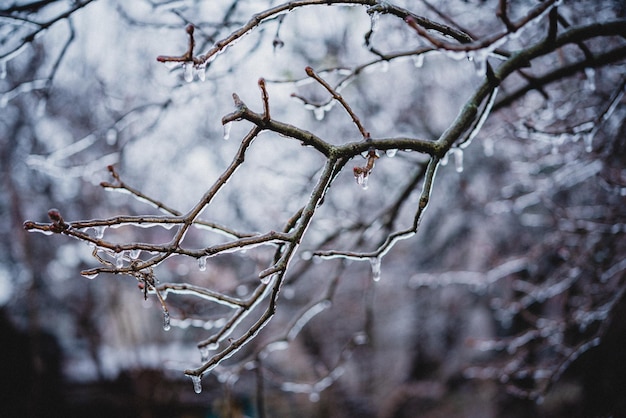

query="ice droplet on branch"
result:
[183,63,194,83]
[223,121,232,140]
[197,65,206,82]
[413,54,425,68]
[355,171,369,190]
[452,148,464,173]
[162,310,171,331]
[82,272,99,280]
[370,257,382,282]
[189,374,203,394]
[385,149,398,158]
[584,132,594,153]
[198,256,207,271]
[115,251,125,268]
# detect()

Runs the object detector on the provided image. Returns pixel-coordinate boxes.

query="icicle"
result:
[313,107,325,121]
[198,256,207,271]
[385,149,398,158]
[370,257,381,282]
[355,171,369,190]
[379,60,389,73]
[584,132,594,152]
[440,151,449,166]
[452,148,464,173]
[162,310,171,331]
[115,251,125,268]
[183,63,194,83]
[413,54,425,68]
[189,374,203,394]
[197,65,206,82]
[584,68,596,92]
[222,121,232,140]
[129,248,141,260]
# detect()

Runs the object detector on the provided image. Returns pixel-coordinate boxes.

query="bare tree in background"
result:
[2,0,625,416]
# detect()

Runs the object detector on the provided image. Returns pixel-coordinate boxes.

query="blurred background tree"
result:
[1,1,625,417]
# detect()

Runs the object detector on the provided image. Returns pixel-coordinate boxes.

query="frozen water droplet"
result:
[446,50,467,61]
[0,60,6,79]
[584,67,596,91]
[453,148,464,173]
[198,256,207,271]
[189,374,203,394]
[183,63,194,83]
[355,172,369,190]
[380,60,389,72]
[82,272,99,280]
[440,151,449,166]
[115,251,125,268]
[163,310,171,331]
[129,248,141,260]
[223,121,232,140]
[584,132,594,152]
[92,226,106,239]
[313,107,325,121]
[260,274,272,284]
[385,149,398,158]
[197,65,206,82]
[413,54,425,68]
[200,345,210,362]
[309,391,320,402]
[370,257,381,282]
[106,128,118,145]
